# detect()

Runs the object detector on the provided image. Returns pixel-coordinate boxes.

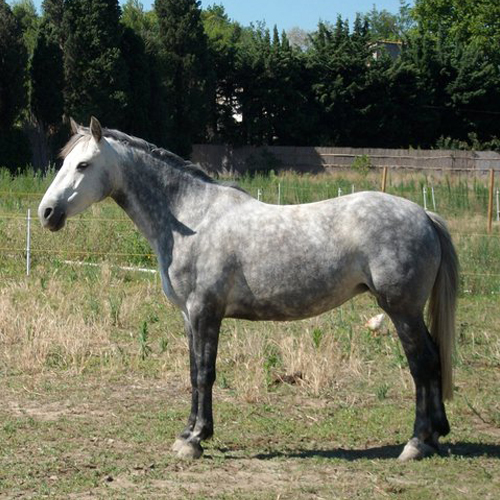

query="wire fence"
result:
[1,181,499,294]
[1,183,499,217]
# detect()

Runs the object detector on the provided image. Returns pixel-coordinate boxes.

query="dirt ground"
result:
[1,372,499,500]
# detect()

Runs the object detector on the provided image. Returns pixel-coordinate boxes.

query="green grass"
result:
[2,167,499,293]
[0,168,499,498]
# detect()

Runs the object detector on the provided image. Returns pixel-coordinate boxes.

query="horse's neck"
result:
[111,152,217,250]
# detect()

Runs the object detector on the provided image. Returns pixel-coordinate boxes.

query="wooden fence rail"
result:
[192,144,500,175]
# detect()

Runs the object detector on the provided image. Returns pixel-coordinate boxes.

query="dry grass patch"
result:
[0,278,114,374]
[0,264,413,406]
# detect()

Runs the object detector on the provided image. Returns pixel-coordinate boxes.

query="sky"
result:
[27,0,409,32]
[197,0,408,32]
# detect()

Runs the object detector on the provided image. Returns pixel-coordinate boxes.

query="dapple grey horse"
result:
[39,118,458,461]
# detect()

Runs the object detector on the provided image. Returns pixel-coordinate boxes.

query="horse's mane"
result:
[60,126,216,184]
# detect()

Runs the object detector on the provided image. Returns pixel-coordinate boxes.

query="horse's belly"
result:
[224,278,367,321]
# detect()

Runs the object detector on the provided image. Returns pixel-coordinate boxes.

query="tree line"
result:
[1,0,500,171]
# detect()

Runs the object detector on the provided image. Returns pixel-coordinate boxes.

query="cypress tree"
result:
[11,0,40,56]
[201,4,243,144]
[447,45,500,144]
[31,20,65,129]
[42,0,64,46]
[63,0,130,126]
[154,0,212,156]
[120,26,153,139]
[0,0,30,169]
[0,0,28,132]
[308,18,372,146]
[264,27,315,145]
[25,0,67,170]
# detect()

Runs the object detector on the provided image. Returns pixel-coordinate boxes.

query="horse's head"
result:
[39,117,119,231]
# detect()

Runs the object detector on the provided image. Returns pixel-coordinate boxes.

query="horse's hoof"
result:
[171,438,187,453]
[398,437,438,461]
[176,441,203,460]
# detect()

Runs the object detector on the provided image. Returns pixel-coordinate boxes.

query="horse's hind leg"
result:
[382,308,450,461]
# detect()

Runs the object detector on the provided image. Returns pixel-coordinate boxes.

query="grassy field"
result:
[0,168,499,498]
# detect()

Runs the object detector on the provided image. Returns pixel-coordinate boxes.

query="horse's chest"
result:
[157,251,193,309]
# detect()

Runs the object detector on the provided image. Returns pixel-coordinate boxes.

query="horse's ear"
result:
[90,116,102,142]
[70,117,79,135]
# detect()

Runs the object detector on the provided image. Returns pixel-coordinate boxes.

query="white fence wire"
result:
[0,191,498,283]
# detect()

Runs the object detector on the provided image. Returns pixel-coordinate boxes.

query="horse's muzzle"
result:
[39,204,67,232]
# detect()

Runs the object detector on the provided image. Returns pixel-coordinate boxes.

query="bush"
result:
[351,154,372,176]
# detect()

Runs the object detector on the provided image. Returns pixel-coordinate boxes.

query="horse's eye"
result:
[76,162,89,171]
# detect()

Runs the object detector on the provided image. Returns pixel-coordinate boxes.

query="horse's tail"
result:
[426,212,459,401]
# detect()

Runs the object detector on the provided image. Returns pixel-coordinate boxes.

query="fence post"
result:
[431,186,436,211]
[277,183,281,205]
[487,169,494,234]
[496,188,499,222]
[423,187,428,210]
[257,188,262,201]
[381,167,388,193]
[26,209,31,276]
[338,187,342,197]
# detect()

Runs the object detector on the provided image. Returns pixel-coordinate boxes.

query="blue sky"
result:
[27,0,409,32]
[197,0,408,31]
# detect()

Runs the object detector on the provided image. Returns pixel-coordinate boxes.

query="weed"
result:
[138,321,152,360]
[376,383,390,401]
[218,371,230,389]
[158,336,169,353]
[311,327,323,348]
[108,293,123,327]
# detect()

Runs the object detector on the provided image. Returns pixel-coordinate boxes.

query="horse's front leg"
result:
[174,309,221,459]
[171,314,198,452]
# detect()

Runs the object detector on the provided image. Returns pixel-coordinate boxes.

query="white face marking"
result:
[38,135,118,228]
[67,192,78,203]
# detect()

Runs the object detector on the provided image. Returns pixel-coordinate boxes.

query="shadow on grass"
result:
[249,442,500,461]
[447,442,500,459]
[252,444,401,461]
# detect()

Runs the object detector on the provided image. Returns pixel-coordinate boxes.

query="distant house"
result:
[370,40,402,61]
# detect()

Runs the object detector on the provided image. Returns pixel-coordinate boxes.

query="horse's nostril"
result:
[44,207,53,220]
